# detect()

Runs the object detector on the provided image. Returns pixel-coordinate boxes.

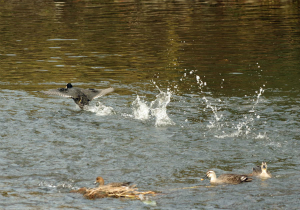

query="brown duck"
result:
[94,176,132,187]
[249,162,272,178]
[206,170,252,184]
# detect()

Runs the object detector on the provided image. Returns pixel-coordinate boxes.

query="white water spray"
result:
[132,95,150,120]
[250,86,265,113]
[150,88,175,127]
[215,85,265,138]
[203,97,223,123]
[131,86,175,127]
[86,102,114,116]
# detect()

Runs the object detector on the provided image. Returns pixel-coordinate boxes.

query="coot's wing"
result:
[82,87,114,100]
[40,88,76,98]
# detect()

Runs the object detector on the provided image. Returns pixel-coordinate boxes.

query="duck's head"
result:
[94,176,105,186]
[261,162,268,171]
[206,170,216,179]
[66,83,73,89]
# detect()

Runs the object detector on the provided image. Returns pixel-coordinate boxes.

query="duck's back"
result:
[108,182,132,187]
[218,174,252,184]
[251,165,262,176]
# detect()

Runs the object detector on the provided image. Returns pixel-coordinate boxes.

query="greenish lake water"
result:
[1,0,300,209]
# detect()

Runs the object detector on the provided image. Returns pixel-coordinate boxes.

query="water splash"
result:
[131,87,175,127]
[255,132,268,139]
[215,114,254,138]
[213,86,265,138]
[191,71,266,138]
[86,102,114,116]
[195,75,206,93]
[194,75,223,129]
[250,86,265,113]
[202,96,223,129]
[132,95,150,120]
[150,88,175,127]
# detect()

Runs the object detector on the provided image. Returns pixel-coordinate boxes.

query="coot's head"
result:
[66,83,73,88]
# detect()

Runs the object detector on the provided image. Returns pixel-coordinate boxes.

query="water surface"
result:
[1,0,300,209]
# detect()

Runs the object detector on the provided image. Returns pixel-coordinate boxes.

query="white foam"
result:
[86,102,114,116]
[131,88,175,127]
[132,95,150,120]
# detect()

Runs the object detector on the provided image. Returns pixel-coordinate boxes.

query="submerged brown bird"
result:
[206,170,252,184]
[70,187,87,194]
[249,162,272,178]
[94,176,132,187]
[40,83,114,109]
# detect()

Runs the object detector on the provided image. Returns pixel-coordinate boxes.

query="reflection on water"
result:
[1,0,300,209]
[1,0,299,91]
